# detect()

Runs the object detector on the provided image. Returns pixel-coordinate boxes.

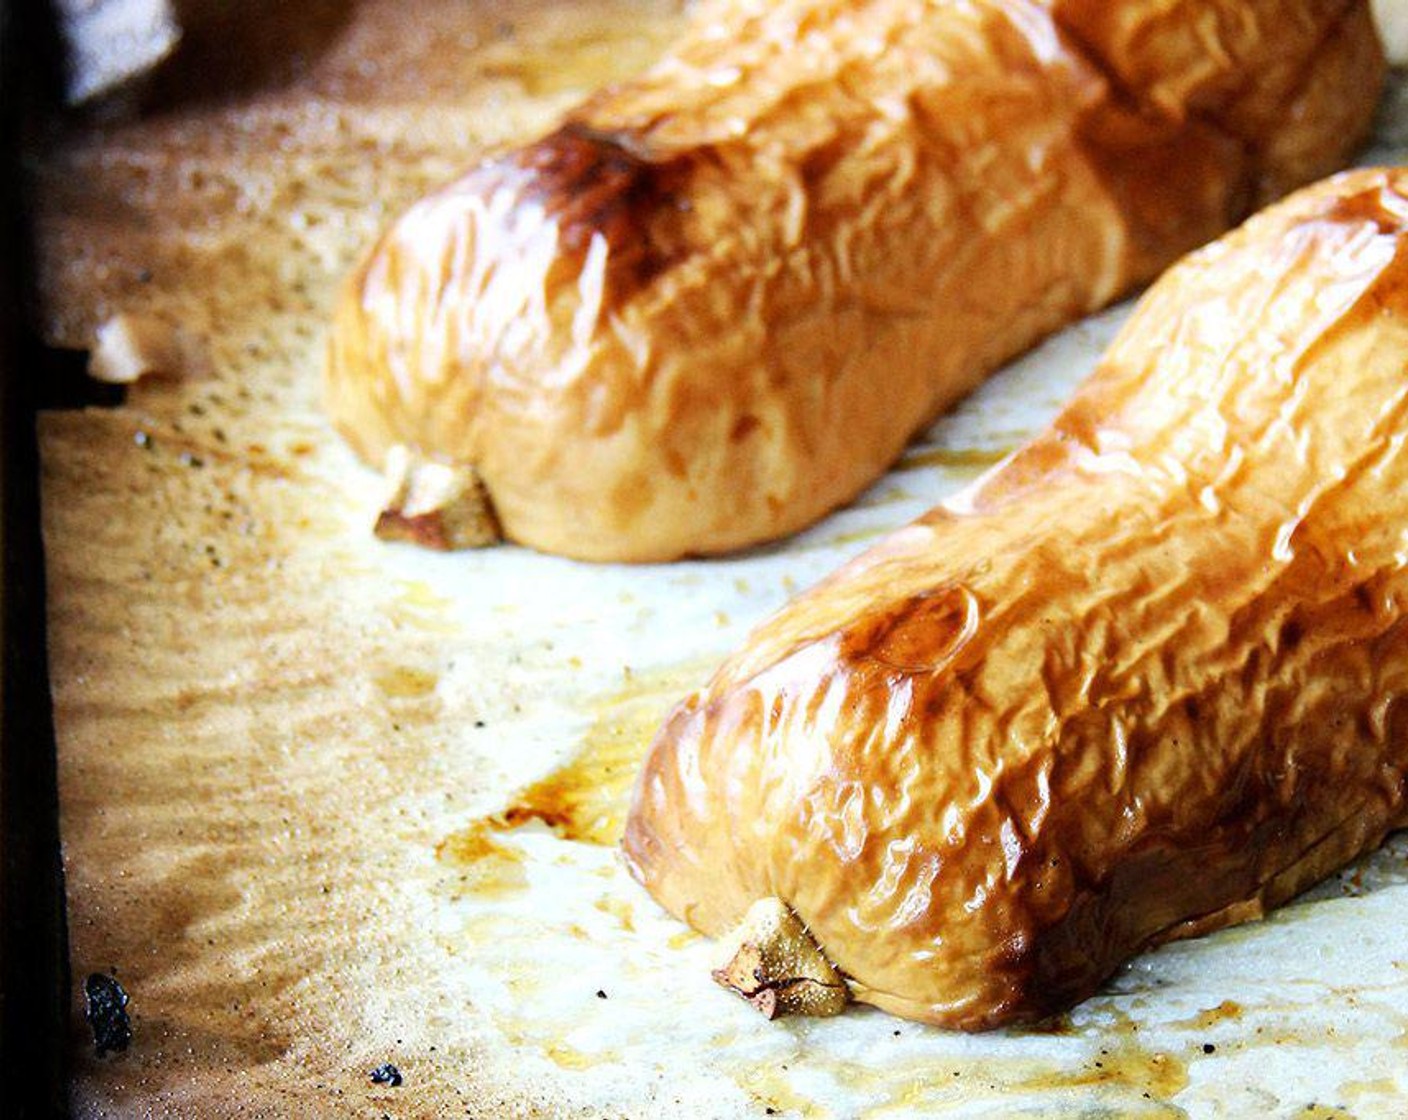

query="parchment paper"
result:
[34,2,1408,1115]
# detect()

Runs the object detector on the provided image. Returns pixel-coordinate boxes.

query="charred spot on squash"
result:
[730,414,762,443]
[512,123,694,303]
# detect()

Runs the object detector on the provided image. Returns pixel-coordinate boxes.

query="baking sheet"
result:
[33,2,1408,1115]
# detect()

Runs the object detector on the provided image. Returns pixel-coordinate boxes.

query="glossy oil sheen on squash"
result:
[326,0,1383,560]
[623,167,1408,1030]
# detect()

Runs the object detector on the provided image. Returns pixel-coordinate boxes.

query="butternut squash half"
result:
[325,0,1383,561]
[623,167,1408,1029]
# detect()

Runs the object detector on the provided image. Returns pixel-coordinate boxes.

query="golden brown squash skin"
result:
[326,0,1382,562]
[622,167,1408,1029]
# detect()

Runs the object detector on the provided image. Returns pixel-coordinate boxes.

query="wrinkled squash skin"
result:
[622,168,1408,1030]
[326,0,1382,561]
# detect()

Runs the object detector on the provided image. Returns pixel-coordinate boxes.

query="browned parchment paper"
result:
[35,2,1408,1116]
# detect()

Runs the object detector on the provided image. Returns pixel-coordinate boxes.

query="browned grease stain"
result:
[668,928,703,950]
[594,894,637,932]
[436,658,718,895]
[1051,1039,1189,1100]
[1340,1076,1403,1112]
[735,1065,832,1119]
[543,1042,596,1071]
[831,1025,1190,1118]
[1177,999,1244,1032]
[488,658,717,846]
[374,665,439,699]
[435,826,526,897]
[726,1028,1203,1120]
[897,445,1012,472]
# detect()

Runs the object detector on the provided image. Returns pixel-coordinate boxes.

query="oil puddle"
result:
[436,657,719,890]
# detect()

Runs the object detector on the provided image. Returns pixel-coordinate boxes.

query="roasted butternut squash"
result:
[622,167,1408,1029]
[326,0,1382,561]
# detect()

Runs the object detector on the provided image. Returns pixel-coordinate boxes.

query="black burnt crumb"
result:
[893,1030,901,1037]
[765,1110,776,1116]
[1203,1043,1216,1054]
[596,990,607,1000]
[369,1063,403,1087]
[84,973,132,1057]
[473,720,486,729]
